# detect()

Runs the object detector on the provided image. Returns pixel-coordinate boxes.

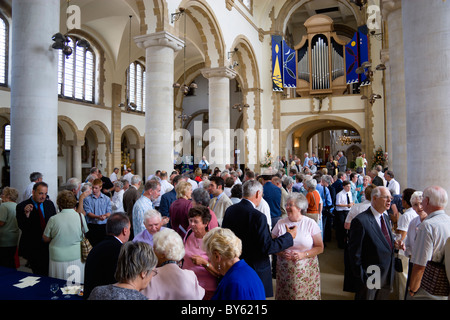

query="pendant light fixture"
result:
[172,7,197,95]
[118,15,137,111]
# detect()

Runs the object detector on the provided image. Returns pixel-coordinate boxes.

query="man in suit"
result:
[16,181,57,276]
[208,176,232,225]
[338,151,347,172]
[159,174,182,228]
[347,186,395,300]
[83,212,130,300]
[368,170,384,187]
[122,174,141,239]
[222,179,297,298]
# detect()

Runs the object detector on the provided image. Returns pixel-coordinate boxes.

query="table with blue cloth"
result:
[0,267,83,300]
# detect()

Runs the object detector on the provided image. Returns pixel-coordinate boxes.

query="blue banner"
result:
[272,35,283,91]
[345,26,369,85]
[282,40,297,88]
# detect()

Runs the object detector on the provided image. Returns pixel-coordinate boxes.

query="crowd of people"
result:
[0,150,450,301]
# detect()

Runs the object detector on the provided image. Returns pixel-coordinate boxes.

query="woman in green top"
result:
[0,187,20,269]
[43,190,89,282]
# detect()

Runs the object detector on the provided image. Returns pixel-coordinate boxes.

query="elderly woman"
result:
[89,241,157,300]
[43,190,89,281]
[357,175,372,203]
[141,228,205,300]
[169,180,193,238]
[133,209,165,246]
[304,178,322,228]
[272,192,323,300]
[203,227,265,300]
[110,180,125,213]
[183,205,220,300]
[191,188,219,229]
[0,187,20,269]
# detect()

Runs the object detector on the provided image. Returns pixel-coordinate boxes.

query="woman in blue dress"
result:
[202,227,265,300]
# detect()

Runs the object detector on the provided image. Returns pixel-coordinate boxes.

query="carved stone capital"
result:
[134,31,184,52]
[201,66,237,79]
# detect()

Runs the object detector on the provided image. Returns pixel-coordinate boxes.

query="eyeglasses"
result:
[379,195,393,201]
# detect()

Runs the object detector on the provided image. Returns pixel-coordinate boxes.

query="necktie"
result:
[210,197,217,211]
[346,193,350,205]
[386,181,389,187]
[37,205,46,231]
[380,215,392,249]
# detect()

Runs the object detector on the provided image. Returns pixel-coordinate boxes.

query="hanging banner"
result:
[282,40,297,88]
[345,26,369,85]
[272,35,283,91]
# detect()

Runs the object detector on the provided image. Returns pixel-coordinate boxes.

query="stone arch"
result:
[282,115,366,161]
[121,125,143,146]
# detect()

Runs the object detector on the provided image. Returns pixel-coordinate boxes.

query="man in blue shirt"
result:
[83,178,112,246]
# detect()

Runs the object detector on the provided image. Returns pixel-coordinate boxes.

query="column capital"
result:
[201,66,237,80]
[134,31,184,52]
[381,0,401,19]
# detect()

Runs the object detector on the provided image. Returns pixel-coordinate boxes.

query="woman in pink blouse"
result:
[272,192,324,300]
[183,205,220,300]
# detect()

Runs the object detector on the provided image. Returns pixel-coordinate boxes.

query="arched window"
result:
[0,14,8,87]
[58,35,95,103]
[127,61,146,112]
[4,124,10,151]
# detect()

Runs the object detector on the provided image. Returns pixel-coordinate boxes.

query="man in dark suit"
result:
[222,180,297,298]
[369,169,384,187]
[122,174,141,239]
[347,186,395,300]
[159,175,182,228]
[16,181,57,276]
[83,212,130,300]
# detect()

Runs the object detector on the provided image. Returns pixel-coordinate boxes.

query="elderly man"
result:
[347,187,395,300]
[16,182,57,276]
[22,172,43,202]
[123,175,141,238]
[384,170,400,196]
[222,179,297,298]
[338,151,347,172]
[132,209,165,246]
[407,186,450,300]
[132,179,161,236]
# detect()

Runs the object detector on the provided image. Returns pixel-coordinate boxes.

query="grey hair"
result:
[242,179,263,198]
[65,177,81,191]
[202,227,242,260]
[114,241,157,282]
[30,172,43,182]
[321,175,333,185]
[143,209,162,223]
[304,178,317,190]
[80,182,92,193]
[423,186,448,208]
[130,175,141,185]
[114,180,124,189]
[286,192,308,214]
[192,188,211,206]
[152,228,185,261]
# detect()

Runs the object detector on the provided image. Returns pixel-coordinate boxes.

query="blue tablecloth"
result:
[0,267,83,300]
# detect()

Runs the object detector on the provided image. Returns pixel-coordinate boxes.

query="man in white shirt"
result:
[22,172,43,202]
[109,168,119,183]
[335,181,354,248]
[385,170,400,195]
[345,185,376,230]
[123,168,133,184]
[152,171,173,210]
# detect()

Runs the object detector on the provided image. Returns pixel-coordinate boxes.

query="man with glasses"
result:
[347,186,395,300]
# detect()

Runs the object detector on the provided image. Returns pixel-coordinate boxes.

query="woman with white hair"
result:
[203,227,265,300]
[141,228,205,300]
[110,180,124,213]
[133,209,165,246]
[304,178,322,230]
[272,192,323,300]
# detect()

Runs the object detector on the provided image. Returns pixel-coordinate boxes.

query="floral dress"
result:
[272,216,321,300]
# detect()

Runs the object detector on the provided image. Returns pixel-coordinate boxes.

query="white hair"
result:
[423,186,448,208]
[410,191,423,205]
[143,209,162,224]
[242,179,263,198]
[152,228,185,261]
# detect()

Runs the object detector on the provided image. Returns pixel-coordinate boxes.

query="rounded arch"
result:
[81,120,111,147]
[121,125,143,146]
[58,115,80,142]
[282,115,366,159]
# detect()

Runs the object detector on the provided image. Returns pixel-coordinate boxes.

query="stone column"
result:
[135,31,183,177]
[10,0,59,201]
[72,141,83,181]
[201,67,237,169]
[402,0,450,200]
[382,0,407,190]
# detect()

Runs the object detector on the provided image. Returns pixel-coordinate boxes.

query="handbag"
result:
[79,213,92,263]
[420,259,450,296]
